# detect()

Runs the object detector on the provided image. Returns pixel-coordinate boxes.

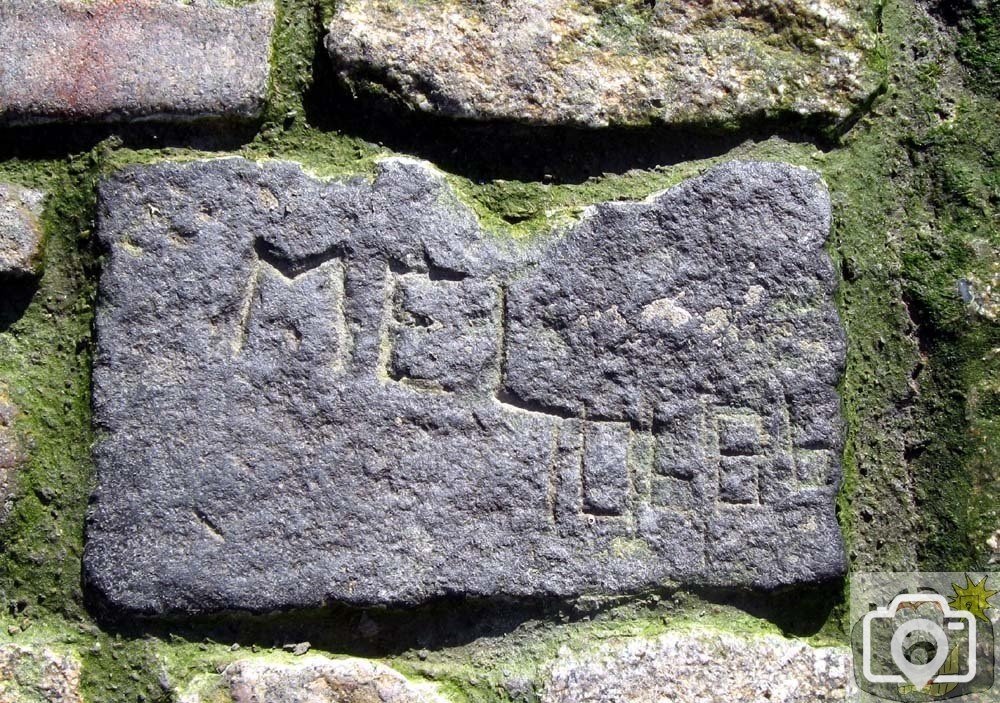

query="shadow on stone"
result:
[303,34,836,185]
[85,580,844,658]
[0,119,261,161]
[85,591,554,657]
[0,278,39,333]
[691,578,846,639]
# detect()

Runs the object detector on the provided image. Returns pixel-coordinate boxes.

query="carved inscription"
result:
[85,158,847,613]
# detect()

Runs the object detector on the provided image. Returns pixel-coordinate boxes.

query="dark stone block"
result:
[84,158,847,614]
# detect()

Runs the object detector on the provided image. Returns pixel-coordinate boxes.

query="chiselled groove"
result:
[253,237,345,279]
[425,262,468,281]
[235,243,351,370]
[375,264,397,382]
[232,259,261,356]
[545,431,559,524]
[493,388,579,419]
[422,246,469,281]
[193,508,225,542]
[333,259,352,372]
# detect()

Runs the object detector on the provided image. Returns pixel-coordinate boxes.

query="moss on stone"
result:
[0,155,98,625]
[955,0,1000,97]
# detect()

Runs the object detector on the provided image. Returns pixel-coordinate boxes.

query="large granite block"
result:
[325,0,878,128]
[85,158,846,614]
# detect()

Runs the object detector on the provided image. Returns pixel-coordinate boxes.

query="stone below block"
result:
[180,657,448,703]
[541,630,856,703]
[0,644,82,703]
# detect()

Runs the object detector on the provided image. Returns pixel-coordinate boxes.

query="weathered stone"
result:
[0,390,22,524]
[0,645,82,703]
[542,630,856,703]
[85,158,846,614]
[181,657,448,703]
[325,0,878,128]
[0,184,44,277]
[0,0,274,125]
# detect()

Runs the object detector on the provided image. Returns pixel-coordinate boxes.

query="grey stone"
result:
[0,0,274,125]
[541,630,856,703]
[325,0,879,128]
[0,644,82,703]
[180,657,448,703]
[0,184,44,277]
[84,158,846,614]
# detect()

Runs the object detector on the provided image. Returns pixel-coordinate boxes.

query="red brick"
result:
[0,0,274,125]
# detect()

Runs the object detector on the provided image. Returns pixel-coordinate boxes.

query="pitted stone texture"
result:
[542,630,856,703]
[85,158,846,614]
[0,184,44,277]
[325,0,878,128]
[0,390,22,524]
[182,657,448,703]
[0,645,82,703]
[0,0,274,125]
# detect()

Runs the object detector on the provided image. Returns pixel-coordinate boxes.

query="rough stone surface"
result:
[85,158,846,614]
[542,630,856,702]
[0,389,22,524]
[325,0,878,128]
[0,645,82,703]
[0,184,45,277]
[0,0,274,125]
[181,657,447,703]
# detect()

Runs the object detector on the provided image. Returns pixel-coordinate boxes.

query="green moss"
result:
[0,154,98,623]
[588,1,656,55]
[956,0,1000,97]
[896,100,1000,568]
[79,634,173,703]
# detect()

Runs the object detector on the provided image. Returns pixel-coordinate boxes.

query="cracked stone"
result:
[85,158,846,614]
[0,184,45,277]
[325,0,879,128]
[0,0,274,125]
[541,630,856,702]
[0,645,82,703]
[181,657,448,703]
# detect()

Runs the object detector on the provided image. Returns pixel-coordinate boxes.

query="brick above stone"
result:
[0,0,275,126]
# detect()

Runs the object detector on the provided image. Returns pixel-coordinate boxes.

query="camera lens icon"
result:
[863,594,978,690]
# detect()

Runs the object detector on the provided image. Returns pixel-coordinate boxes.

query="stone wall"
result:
[0,0,996,701]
